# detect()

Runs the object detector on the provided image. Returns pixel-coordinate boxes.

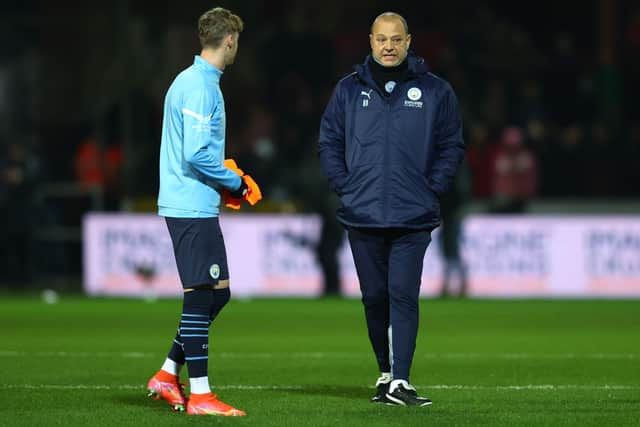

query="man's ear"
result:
[225,34,234,49]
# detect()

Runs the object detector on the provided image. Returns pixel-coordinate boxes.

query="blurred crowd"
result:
[1,0,640,284]
[215,2,640,206]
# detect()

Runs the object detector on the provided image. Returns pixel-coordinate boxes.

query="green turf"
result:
[0,295,639,426]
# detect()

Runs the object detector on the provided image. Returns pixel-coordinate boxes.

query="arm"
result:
[182,90,242,191]
[427,84,466,197]
[318,84,348,195]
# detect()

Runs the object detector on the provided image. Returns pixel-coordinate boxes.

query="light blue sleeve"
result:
[181,89,242,191]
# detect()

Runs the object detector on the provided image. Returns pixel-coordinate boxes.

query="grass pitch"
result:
[0,295,638,426]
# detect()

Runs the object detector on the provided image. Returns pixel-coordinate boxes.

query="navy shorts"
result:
[165,217,229,289]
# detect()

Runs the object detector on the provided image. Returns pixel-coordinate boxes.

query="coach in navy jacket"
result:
[318,12,464,406]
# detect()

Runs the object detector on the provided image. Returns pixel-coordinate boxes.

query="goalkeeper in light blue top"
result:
[149,7,248,417]
[157,37,243,217]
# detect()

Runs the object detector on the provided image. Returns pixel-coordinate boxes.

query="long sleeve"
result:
[182,90,241,191]
[427,84,465,197]
[318,84,348,195]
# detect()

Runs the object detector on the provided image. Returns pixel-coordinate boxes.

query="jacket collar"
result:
[193,55,223,83]
[354,50,428,85]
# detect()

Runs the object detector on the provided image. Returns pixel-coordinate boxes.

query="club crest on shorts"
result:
[209,264,220,279]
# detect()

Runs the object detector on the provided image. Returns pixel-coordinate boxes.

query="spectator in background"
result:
[489,126,537,213]
[465,122,495,199]
[0,142,41,284]
[289,139,345,297]
[233,104,277,197]
[74,126,123,211]
[438,160,471,297]
[279,142,345,298]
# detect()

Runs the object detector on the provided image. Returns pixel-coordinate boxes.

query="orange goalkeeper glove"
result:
[221,159,262,209]
[224,159,244,176]
[222,159,244,210]
[242,174,262,206]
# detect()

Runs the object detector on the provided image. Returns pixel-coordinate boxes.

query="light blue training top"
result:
[157,55,241,218]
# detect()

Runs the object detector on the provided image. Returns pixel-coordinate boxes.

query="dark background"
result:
[1,0,639,286]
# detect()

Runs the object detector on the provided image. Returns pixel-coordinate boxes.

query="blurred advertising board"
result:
[83,214,640,298]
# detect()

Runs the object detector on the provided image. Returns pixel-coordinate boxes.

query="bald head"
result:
[369,12,411,67]
[371,12,409,34]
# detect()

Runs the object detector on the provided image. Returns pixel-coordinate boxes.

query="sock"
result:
[210,288,230,321]
[161,358,182,376]
[376,372,392,386]
[181,289,214,379]
[154,368,178,382]
[190,376,211,394]
[389,379,414,393]
[183,287,230,396]
[166,330,185,366]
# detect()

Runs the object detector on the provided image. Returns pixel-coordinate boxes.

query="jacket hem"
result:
[337,217,440,230]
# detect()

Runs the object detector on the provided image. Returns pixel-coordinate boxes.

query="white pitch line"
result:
[0,351,154,358]
[427,384,640,391]
[0,351,637,360]
[422,353,639,360]
[0,384,304,391]
[0,384,638,391]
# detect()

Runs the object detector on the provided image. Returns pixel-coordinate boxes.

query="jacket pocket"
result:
[339,165,383,224]
[339,166,366,199]
[391,166,440,223]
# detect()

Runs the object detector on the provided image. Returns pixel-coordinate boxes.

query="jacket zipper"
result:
[359,73,399,225]
[383,97,390,224]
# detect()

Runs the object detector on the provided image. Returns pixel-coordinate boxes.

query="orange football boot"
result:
[146,370,187,412]
[186,392,246,416]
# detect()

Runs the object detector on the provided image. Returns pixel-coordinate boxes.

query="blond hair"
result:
[198,7,244,49]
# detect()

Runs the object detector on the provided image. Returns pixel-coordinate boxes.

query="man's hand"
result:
[229,180,248,198]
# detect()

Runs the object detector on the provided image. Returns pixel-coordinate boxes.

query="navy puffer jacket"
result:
[318,52,465,229]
